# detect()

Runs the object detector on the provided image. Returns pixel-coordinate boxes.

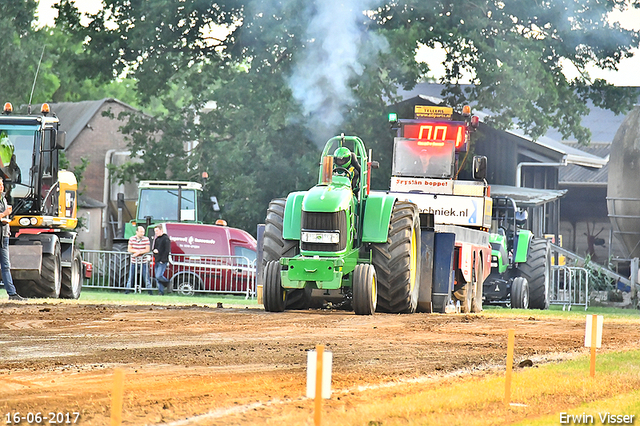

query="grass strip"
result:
[328,349,640,425]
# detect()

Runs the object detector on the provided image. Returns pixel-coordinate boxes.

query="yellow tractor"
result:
[0,102,82,298]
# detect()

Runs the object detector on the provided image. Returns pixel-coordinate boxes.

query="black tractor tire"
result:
[108,242,130,289]
[60,248,82,299]
[471,259,483,313]
[174,274,199,296]
[15,244,61,298]
[372,201,421,313]
[510,276,529,309]
[352,264,377,315]
[519,238,550,310]
[263,198,310,310]
[263,260,285,312]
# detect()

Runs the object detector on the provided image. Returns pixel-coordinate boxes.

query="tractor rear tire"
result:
[510,277,529,309]
[352,264,377,315]
[519,238,550,310]
[263,260,285,312]
[263,198,310,310]
[15,244,62,298]
[372,201,421,313]
[60,248,82,299]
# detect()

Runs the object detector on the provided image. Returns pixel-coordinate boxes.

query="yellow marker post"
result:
[504,329,515,407]
[111,368,124,426]
[314,345,324,426]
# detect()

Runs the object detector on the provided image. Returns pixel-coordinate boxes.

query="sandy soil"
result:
[1,301,639,425]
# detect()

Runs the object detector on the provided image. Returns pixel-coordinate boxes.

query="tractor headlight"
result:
[30,217,38,225]
[301,231,340,244]
[19,217,30,226]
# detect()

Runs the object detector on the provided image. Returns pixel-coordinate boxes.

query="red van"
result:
[159,222,257,296]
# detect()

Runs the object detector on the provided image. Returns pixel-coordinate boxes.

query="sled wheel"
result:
[263,260,285,312]
[352,264,377,315]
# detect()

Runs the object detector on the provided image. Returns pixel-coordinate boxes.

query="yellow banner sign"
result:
[414,105,453,119]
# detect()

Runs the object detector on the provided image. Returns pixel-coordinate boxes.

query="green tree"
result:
[374,0,640,143]
[0,1,56,105]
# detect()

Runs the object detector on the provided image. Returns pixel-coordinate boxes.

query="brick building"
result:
[46,99,140,249]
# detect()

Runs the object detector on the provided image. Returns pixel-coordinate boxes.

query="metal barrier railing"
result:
[81,250,256,298]
[550,265,589,310]
[168,253,256,298]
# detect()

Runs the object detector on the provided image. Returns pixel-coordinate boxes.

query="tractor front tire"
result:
[519,238,550,310]
[352,264,377,315]
[263,260,285,312]
[263,198,310,310]
[372,201,421,313]
[60,248,82,299]
[510,277,529,309]
[15,244,62,298]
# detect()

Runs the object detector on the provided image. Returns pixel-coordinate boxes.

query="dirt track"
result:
[1,301,639,425]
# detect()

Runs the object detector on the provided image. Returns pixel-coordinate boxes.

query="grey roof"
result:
[543,99,639,143]
[42,98,139,149]
[78,194,106,209]
[559,143,610,186]
[490,185,567,207]
[505,129,608,168]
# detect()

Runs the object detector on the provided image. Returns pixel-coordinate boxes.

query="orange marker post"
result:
[111,368,124,426]
[314,345,324,426]
[504,329,515,407]
[585,315,603,378]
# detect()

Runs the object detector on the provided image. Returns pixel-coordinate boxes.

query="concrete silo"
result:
[607,106,640,258]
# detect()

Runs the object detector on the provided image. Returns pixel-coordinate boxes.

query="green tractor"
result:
[262,135,421,314]
[482,196,550,309]
[109,180,204,287]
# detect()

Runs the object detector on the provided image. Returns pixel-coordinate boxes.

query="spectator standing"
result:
[0,179,25,301]
[152,224,171,295]
[125,226,151,294]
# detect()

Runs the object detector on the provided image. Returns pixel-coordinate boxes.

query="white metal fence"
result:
[550,265,589,310]
[81,250,257,298]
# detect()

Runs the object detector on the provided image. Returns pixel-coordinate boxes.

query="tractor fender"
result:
[12,232,60,255]
[56,231,78,267]
[282,191,307,240]
[362,193,396,243]
[514,229,533,263]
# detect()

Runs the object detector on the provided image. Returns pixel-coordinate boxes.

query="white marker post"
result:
[307,345,332,426]
[584,315,603,378]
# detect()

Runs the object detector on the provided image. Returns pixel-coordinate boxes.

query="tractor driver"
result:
[333,147,361,195]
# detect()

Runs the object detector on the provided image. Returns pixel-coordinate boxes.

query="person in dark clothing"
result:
[152,224,171,295]
[333,146,361,195]
[0,179,25,301]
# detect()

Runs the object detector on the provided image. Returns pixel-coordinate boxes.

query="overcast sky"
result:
[37,0,640,87]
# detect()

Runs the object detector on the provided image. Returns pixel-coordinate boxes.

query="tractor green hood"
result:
[303,178,353,212]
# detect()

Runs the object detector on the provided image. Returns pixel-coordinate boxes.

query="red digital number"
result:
[403,123,466,149]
